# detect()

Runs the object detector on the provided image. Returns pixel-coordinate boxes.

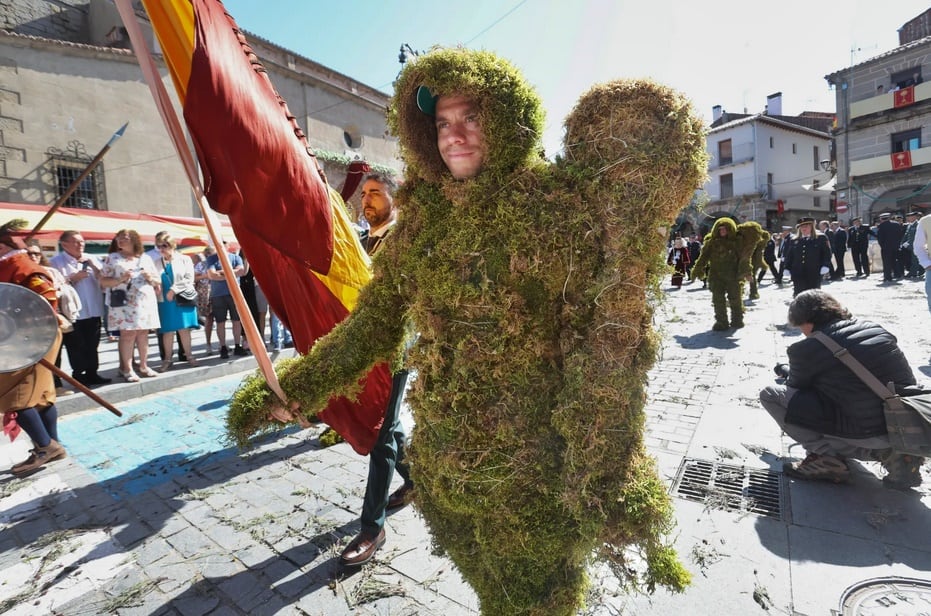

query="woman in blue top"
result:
[153,234,199,372]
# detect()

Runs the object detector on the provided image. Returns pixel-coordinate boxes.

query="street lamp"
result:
[819,159,835,173]
[398,43,418,65]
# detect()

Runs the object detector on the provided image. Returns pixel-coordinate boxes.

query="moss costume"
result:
[691,217,750,330]
[229,48,707,615]
[739,221,770,300]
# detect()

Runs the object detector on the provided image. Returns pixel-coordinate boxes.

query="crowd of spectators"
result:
[29,228,293,386]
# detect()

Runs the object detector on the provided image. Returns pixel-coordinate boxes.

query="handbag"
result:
[108,255,137,308]
[811,331,931,456]
[109,287,127,308]
[175,287,197,306]
[162,255,197,306]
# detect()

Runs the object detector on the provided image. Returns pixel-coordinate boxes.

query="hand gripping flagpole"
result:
[113,0,286,404]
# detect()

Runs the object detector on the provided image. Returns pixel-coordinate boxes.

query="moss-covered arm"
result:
[226,263,408,448]
[690,238,710,281]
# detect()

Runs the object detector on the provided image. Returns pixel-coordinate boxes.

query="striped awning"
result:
[0,202,235,246]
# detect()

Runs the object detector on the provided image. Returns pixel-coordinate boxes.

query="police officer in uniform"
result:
[875,212,904,282]
[847,217,871,277]
[782,216,833,296]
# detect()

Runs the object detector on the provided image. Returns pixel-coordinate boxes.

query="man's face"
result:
[62,234,85,258]
[435,95,487,180]
[360,179,395,228]
[717,226,728,237]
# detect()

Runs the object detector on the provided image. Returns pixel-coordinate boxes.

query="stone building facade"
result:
[0,0,398,221]
[824,10,931,223]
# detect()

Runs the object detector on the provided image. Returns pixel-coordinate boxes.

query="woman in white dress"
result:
[100,229,161,381]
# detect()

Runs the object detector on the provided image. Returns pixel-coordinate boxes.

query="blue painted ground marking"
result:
[59,375,255,499]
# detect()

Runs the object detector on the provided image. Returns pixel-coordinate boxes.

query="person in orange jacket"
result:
[0,219,67,476]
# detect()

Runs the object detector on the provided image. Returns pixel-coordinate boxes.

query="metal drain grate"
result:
[673,458,786,520]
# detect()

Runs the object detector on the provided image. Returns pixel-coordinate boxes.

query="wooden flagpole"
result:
[113,0,286,403]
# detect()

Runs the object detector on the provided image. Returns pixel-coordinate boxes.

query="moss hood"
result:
[388,47,546,183]
[707,216,738,239]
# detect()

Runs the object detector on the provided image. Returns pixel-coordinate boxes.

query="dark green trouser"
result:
[361,370,412,535]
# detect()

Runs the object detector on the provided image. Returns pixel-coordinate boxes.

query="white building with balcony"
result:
[700,93,834,233]
[0,0,398,225]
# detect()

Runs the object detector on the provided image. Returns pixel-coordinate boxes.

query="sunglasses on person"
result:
[26,250,42,257]
[156,243,171,249]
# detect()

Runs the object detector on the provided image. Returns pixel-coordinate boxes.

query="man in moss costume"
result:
[741,220,771,300]
[691,217,752,330]
[230,48,707,615]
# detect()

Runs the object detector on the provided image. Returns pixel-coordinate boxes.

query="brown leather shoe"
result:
[11,439,67,476]
[338,529,385,567]
[386,482,414,511]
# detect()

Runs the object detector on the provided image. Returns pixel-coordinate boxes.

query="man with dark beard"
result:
[336,172,415,567]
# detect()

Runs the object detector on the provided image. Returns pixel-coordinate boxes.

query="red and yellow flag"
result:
[135,0,391,454]
[892,150,913,171]
[894,85,916,108]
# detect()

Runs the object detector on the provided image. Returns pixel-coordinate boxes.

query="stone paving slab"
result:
[788,524,931,615]
[621,499,793,615]
[1,372,482,614]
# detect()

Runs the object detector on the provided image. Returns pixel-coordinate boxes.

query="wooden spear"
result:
[39,359,123,417]
[25,122,129,241]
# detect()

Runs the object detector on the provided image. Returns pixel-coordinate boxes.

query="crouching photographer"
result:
[760,289,925,489]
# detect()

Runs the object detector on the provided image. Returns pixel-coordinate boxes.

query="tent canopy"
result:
[801,176,837,192]
[0,202,235,247]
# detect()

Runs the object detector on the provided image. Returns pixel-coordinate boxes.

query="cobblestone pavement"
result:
[1,272,930,615]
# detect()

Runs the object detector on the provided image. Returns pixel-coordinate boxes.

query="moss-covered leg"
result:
[709,283,730,330]
[727,279,745,327]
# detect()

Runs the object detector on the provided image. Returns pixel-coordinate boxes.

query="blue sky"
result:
[220,0,931,156]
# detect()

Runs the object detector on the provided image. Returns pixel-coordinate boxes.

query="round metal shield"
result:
[0,282,58,373]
